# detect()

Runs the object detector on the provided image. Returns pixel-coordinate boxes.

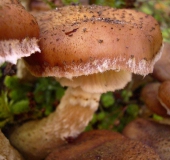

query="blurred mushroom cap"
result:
[158,81,170,115]
[123,118,170,160]
[153,42,170,82]
[24,5,162,79]
[141,82,168,117]
[46,130,160,160]
[1,0,20,4]
[30,0,63,11]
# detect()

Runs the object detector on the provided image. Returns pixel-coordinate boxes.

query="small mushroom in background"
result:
[30,0,88,11]
[46,130,161,160]
[0,0,40,65]
[158,81,170,115]
[2,0,20,4]
[9,5,162,160]
[140,82,169,117]
[123,118,170,160]
[0,130,24,160]
[30,0,64,11]
[152,42,170,82]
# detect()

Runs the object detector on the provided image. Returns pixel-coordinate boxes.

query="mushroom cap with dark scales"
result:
[24,5,162,79]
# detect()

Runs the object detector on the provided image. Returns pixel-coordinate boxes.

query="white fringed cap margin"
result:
[24,5,162,78]
[24,5,162,93]
[0,0,40,65]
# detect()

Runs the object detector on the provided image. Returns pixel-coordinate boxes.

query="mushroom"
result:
[9,5,162,159]
[46,130,160,160]
[158,81,170,115]
[0,130,24,160]
[123,118,170,160]
[30,0,63,11]
[0,0,40,65]
[141,82,169,117]
[152,42,170,82]
[10,87,101,160]
[24,5,162,80]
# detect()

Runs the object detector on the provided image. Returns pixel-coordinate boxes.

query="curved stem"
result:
[9,87,101,160]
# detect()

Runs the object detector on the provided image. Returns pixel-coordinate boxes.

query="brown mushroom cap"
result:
[0,0,40,64]
[152,42,170,82]
[158,81,170,115]
[0,0,39,40]
[123,118,170,160]
[46,130,160,160]
[141,82,168,117]
[24,5,162,79]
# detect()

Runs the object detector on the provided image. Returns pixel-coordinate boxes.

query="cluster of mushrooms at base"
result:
[1,0,170,160]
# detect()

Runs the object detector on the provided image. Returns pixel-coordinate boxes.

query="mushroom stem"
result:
[9,87,101,160]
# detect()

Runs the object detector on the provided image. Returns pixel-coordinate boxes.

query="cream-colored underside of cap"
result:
[56,70,132,93]
[0,37,40,65]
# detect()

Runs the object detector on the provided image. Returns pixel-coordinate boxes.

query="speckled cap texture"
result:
[24,5,162,78]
